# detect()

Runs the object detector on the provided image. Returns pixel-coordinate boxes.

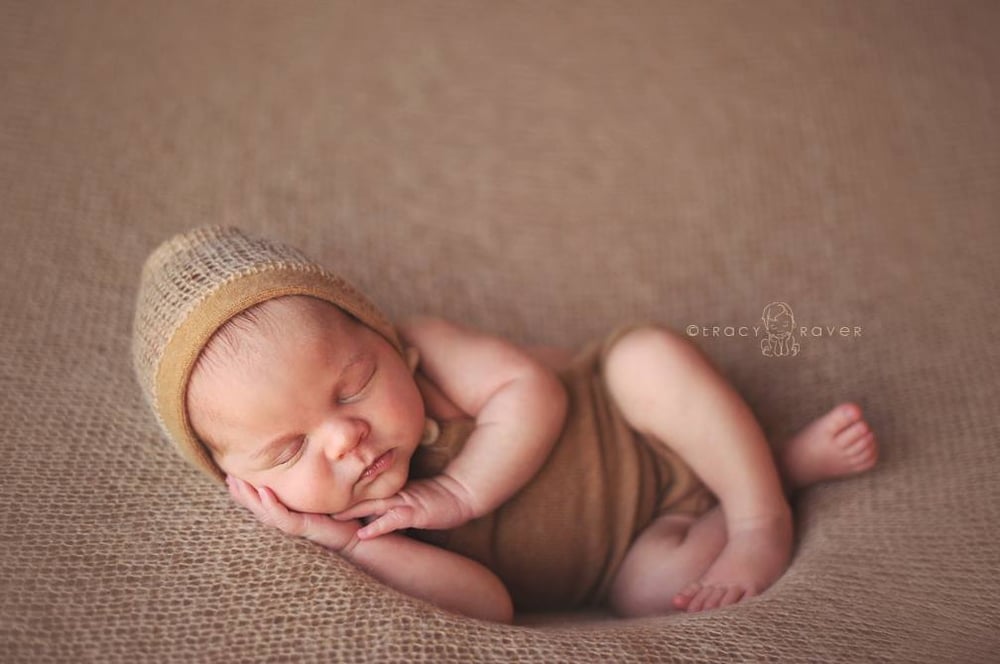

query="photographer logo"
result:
[684,302,862,357]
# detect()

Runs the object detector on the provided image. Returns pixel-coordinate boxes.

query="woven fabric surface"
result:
[2,1,998,661]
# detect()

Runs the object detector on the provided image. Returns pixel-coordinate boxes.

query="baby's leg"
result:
[604,326,793,608]
[608,508,726,616]
[609,396,878,615]
[671,402,877,611]
[776,402,878,490]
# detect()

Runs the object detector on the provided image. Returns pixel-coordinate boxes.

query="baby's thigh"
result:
[608,508,725,617]
[602,325,718,432]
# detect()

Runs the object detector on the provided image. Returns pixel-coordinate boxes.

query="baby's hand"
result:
[226,475,361,553]
[333,474,476,540]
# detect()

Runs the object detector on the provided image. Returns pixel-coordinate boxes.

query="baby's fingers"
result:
[226,475,262,511]
[357,506,415,540]
[226,476,306,537]
[255,486,310,536]
[334,497,398,521]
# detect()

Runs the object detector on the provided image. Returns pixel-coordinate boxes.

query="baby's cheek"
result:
[282,473,352,515]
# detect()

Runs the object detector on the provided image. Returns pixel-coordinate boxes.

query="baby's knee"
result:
[604,325,700,380]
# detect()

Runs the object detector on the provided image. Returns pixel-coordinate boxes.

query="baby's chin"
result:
[368,465,409,501]
[334,446,419,513]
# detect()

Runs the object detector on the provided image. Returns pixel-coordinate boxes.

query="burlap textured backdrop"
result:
[2,1,998,661]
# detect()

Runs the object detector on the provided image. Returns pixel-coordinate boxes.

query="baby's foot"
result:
[779,402,879,489]
[673,404,878,613]
[672,511,793,613]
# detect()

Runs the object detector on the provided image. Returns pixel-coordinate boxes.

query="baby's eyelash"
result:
[338,367,376,404]
[275,437,305,466]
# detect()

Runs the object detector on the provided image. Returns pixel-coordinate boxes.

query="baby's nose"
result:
[320,418,369,461]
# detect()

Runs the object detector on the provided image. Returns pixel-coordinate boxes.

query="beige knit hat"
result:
[131,225,405,483]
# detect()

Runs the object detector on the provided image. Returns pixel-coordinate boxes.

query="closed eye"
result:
[337,365,376,405]
[274,436,305,466]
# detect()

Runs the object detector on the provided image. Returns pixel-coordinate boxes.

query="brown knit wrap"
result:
[131,226,404,483]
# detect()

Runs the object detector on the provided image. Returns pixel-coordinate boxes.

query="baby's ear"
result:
[404,346,421,374]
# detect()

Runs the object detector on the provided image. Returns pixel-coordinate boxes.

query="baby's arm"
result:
[226,476,513,623]
[404,316,568,515]
[339,316,568,537]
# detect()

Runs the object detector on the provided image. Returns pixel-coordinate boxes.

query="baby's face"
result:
[187,297,425,515]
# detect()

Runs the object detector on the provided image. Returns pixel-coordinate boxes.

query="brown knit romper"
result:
[409,325,716,612]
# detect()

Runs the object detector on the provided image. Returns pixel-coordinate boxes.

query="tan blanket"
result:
[2,1,997,661]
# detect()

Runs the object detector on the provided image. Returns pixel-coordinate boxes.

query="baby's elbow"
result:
[453,569,513,624]
[495,593,515,624]
[472,564,514,623]
[483,581,514,624]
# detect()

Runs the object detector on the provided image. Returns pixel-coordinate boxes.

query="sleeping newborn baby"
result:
[132,226,878,623]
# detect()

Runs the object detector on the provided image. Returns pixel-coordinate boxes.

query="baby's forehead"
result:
[202,296,353,365]
[236,295,347,335]
[256,294,345,321]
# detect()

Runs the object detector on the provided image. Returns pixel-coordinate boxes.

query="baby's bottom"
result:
[608,508,724,615]
[601,326,879,616]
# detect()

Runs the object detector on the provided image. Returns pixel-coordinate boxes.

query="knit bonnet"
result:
[131,225,406,483]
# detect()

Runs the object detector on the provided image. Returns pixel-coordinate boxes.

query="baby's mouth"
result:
[360,450,394,482]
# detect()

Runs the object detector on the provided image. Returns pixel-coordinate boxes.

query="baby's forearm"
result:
[339,530,513,622]
[442,365,567,518]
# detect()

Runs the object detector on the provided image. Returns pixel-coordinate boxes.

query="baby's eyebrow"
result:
[337,351,372,376]
[250,351,372,463]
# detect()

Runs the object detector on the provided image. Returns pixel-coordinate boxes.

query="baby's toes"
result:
[835,420,870,450]
[672,582,701,610]
[702,586,731,611]
[717,585,747,608]
[849,433,879,468]
[686,585,722,613]
[830,402,863,433]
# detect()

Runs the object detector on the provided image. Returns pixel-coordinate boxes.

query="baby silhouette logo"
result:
[760,302,800,357]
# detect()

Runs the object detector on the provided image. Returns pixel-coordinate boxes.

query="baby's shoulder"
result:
[414,369,470,421]
[397,317,474,413]
[397,315,534,363]
[398,314,560,417]
[396,315,477,346]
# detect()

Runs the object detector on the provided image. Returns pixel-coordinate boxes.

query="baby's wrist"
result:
[436,472,481,521]
[303,515,362,555]
[336,532,363,560]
